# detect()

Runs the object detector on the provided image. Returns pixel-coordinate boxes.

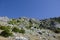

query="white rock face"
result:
[55,23,60,28]
[0,16,9,26]
[15,37,28,40]
[0,16,9,22]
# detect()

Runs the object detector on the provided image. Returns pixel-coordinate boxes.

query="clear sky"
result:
[0,0,60,19]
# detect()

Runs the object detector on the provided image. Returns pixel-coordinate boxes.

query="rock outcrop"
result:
[0,16,60,40]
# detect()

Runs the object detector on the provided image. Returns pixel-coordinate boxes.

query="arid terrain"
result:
[0,16,60,40]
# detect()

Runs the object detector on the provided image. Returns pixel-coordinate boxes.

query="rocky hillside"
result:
[0,16,60,40]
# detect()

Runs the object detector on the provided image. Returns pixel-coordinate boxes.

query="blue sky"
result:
[0,0,60,19]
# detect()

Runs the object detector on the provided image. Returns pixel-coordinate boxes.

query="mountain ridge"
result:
[0,16,60,40]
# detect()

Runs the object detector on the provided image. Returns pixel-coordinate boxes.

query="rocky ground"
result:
[0,16,60,40]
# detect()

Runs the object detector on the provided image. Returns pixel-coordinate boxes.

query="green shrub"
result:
[12,27,20,33]
[26,22,33,29]
[26,26,32,29]
[0,30,13,37]
[0,26,11,31]
[19,28,25,34]
[12,27,25,34]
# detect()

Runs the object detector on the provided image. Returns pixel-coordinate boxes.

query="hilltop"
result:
[0,16,60,40]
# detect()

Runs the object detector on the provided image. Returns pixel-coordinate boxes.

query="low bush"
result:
[0,30,13,37]
[12,27,25,34]
[12,27,20,33]
[0,26,11,31]
[19,28,25,34]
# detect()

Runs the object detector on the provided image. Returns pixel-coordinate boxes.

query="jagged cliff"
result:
[0,16,60,40]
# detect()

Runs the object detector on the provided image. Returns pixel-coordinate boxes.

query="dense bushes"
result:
[0,25,25,37]
[0,26,11,30]
[0,26,13,37]
[0,30,13,37]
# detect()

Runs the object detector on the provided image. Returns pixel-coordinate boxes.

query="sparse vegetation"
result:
[54,28,60,33]
[0,16,60,40]
[12,27,20,33]
[51,17,60,23]
[8,19,18,25]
